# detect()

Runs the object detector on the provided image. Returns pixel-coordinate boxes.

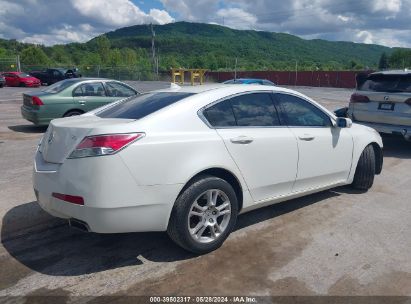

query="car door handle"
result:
[298,134,315,141]
[78,100,86,105]
[230,136,254,144]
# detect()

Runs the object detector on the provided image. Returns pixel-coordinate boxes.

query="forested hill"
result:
[100,21,395,70]
[0,21,409,71]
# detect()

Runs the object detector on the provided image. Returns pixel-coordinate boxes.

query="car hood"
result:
[20,77,40,82]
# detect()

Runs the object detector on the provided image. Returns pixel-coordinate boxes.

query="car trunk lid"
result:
[39,116,135,163]
[23,91,51,107]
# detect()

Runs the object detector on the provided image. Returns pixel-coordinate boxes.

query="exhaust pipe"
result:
[69,218,90,232]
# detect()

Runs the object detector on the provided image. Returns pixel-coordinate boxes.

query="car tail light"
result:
[350,93,370,103]
[52,192,84,205]
[405,98,411,106]
[69,133,144,158]
[32,96,44,106]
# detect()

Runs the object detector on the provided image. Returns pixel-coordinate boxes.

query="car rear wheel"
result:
[19,82,26,87]
[63,110,83,117]
[167,175,238,254]
[351,145,376,190]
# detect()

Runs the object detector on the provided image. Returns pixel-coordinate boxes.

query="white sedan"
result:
[34,84,383,253]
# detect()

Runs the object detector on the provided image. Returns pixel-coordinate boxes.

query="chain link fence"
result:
[0,56,20,72]
[19,64,172,82]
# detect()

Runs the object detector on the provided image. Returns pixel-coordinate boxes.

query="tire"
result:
[63,110,83,117]
[167,175,239,254]
[351,145,376,190]
[19,82,26,87]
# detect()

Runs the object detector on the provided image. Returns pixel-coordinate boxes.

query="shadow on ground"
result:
[1,190,339,277]
[8,125,47,134]
[381,134,411,159]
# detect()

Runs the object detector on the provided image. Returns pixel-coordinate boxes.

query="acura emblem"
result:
[47,131,54,144]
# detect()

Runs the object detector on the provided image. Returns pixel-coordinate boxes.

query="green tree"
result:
[0,47,7,57]
[378,52,389,70]
[108,48,122,66]
[121,48,137,65]
[21,46,49,65]
[95,35,111,64]
[389,49,411,69]
[50,45,70,64]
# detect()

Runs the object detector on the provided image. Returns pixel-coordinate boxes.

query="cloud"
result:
[0,0,410,47]
[160,0,219,21]
[216,8,257,29]
[0,0,174,45]
[160,0,411,47]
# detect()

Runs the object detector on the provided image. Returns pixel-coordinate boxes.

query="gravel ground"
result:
[0,82,410,300]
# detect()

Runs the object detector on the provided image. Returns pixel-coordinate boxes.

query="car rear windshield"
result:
[96,92,195,119]
[359,74,411,93]
[42,79,79,93]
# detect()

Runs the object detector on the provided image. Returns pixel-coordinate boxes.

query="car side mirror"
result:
[336,117,352,128]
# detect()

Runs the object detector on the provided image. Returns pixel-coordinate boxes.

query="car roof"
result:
[61,77,119,83]
[154,83,290,95]
[370,70,411,76]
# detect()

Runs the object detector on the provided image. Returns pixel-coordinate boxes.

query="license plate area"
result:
[378,103,395,111]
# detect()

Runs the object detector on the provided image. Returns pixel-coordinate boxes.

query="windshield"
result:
[359,75,411,93]
[42,79,78,94]
[97,92,195,119]
[18,72,31,77]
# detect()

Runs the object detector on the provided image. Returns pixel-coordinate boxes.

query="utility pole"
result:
[16,54,21,72]
[234,57,238,80]
[150,23,156,77]
[295,60,298,86]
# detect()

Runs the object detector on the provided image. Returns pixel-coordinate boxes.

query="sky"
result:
[0,0,410,47]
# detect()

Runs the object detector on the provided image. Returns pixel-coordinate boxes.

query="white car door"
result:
[274,93,354,192]
[202,92,298,202]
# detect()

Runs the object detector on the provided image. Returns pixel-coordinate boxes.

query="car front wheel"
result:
[167,175,238,254]
[351,145,376,190]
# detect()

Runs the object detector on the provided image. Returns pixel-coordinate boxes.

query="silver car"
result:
[347,70,411,140]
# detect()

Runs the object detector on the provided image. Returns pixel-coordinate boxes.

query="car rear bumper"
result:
[21,105,51,125]
[352,120,411,140]
[33,150,181,233]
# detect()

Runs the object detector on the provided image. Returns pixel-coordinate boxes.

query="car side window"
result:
[203,100,236,127]
[105,82,136,97]
[203,93,280,127]
[230,93,280,126]
[275,94,332,127]
[73,82,106,97]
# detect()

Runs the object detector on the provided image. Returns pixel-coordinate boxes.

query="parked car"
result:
[34,84,383,253]
[21,78,139,126]
[347,70,411,141]
[29,68,81,85]
[0,74,5,88]
[2,71,41,87]
[223,78,276,85]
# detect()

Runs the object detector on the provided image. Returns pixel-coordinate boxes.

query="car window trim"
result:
[272,92,334,128]
[105,81,138,97]
[198,90,285,129]
[72,81,106,98]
